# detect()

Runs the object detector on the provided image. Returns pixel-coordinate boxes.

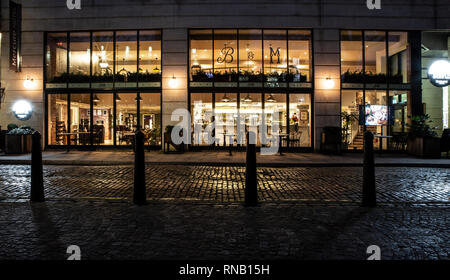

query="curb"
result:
[0,160,449,168]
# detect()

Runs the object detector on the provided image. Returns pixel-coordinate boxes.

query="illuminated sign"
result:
[12,100,33,121]
[428,60,450,87]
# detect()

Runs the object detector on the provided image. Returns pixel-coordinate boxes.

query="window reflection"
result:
[46,33,67,84]
[93,93,114,145]
[70,94,91,145]
[140,93,162,146]
[92,31,114,84]
[191,93,213,145]
[69,32,90,84]
[214,30,238,84]
[116,31,137,86]
[388,32,410,84]
[289,94,311,147]
[215,93,238,146]
[116,93,138,145]
[139,30,162,85]
[48,94,68,145]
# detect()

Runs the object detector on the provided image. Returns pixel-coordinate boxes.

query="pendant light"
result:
[243,94,252,102]
[221,94,231,103]
[266,94,276,103]
[135,95,143,101]
[115,95,121,102]
[93,95,100,102]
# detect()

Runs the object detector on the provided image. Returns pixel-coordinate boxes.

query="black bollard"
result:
[133,130,147,205]
[362,131,376,207]
[245,131,258,207]
[30,131,45,202]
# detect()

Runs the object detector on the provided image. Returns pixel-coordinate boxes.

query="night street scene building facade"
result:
[0,0,449,263]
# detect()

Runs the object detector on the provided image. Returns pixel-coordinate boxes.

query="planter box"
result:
[407,137,441,158]
[5,134,32,154]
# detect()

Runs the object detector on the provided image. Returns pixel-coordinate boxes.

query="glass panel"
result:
[240,93,262,145]
[69,32,91,83]
[48,94,68,145]
[238,29,263,85]
[341,30,363,83]
[389,90,408,133]
[288,30,311,83]
[69,93,91,145]
[191,93,213,145]
[93,93,114,145]
[92,31,114,83]
[190,30,213,83]
[214,29,238,83]
[388,32,410,84]
[365,90,388,150]
[263,30,288,86]
[341,90,364,150]
[289,94,311,147]
[116,93,138,145]
[264,93,287,143]
[140,93,162,146]
[139,30,162,84]
[364,31,387,85]
[215,93,238,146]
[115,31,138,84]
[46,33,67,84]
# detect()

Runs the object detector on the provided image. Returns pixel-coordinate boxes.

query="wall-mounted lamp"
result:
[324,77,335,89]
[168,74,178,88]
[23,76,37,90]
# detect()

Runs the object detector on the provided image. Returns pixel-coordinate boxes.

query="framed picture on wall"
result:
[300,110,309,121]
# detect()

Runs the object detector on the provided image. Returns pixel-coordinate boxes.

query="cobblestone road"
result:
[0,200,448,260]
[0,165,449,203]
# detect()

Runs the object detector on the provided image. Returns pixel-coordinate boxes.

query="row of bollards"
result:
[29,130,375,207]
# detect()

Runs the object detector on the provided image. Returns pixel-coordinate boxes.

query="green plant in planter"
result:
[50,72,91,83]
[287,72,308,83]
[265,72,288,82]
[407,115,438,139]
[214,70,239,82]
[7,126,35,135]
[239,71,264,82]
[91,73,114,83]
[191,70,214,82]
[340,112,359,145]
[7,123,18,131]
[138,72,162,83]
[341,70,404,84]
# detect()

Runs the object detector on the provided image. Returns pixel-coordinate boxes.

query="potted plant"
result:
[406,115,440,158]
[340,112,359,150]
[5,125,35,154]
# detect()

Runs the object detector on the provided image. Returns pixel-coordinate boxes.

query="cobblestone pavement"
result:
[0,200,448,260]
[0,165,449,203]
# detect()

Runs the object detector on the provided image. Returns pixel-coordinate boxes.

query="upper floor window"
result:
[340,30,410,89]
[45,30,162,89]
[189,29,312,89]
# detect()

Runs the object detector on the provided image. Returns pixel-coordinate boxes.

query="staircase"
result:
[348,127,377,150]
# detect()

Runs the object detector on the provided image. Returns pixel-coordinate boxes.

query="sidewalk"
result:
[0,150,449,167]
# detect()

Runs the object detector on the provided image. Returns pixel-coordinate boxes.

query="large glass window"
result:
[240,93,262,145]
[45,33,67,86]
[116,93,138,146]
[215,93,238,146]
[93,93,114,145]
[238,30,263,87]
[92,31,114,86]
[341,30,363,84]
[139,30,162,86]
[388,32,410,84]
[46,30,161,89]
[189,29,312,88]
[116,31,138,87]
[190,30,214,85]
[140,93,162,146]
[289,94,311,147]
[48,94,68,145]
[69,32,91,85]
[70,94,91,146]
[364,31,387,86]
[264,93,287,136]
[191,93,214,145]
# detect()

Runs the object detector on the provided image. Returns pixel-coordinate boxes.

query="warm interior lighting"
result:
[135,95,143,101]
[221,94,231,103]
[93,95,100,102]
[23,76,36,89]
[243,94,252,102]
[168,75,178,88]
[115,95,121,102]
[324,77,335,89]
